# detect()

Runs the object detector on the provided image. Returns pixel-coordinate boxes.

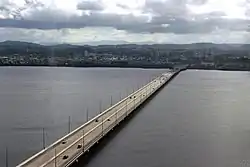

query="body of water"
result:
[0,67,166,166]
[83,70,250,167]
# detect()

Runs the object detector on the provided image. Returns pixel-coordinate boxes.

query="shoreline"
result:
[0,64,249,72]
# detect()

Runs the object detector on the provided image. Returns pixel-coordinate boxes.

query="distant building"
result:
[201,61,215,66]
[84,50,88,57]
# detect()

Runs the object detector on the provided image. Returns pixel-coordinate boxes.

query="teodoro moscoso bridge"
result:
[17,68,185,167]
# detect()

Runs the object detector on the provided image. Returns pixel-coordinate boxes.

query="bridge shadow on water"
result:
[72,71,179,167]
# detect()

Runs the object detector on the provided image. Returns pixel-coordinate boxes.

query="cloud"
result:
[0,0,250,44]
[1,26,249,44]
[140,0,250,34]
[116,3,130,9]
[0,0,44,19]
[0,27,65,43]
[77,1,104,11]
[0,9,249,34]
[188,0,208,5]
[143,0,188,17]
[0,10,149,30]
[0,18,86,29]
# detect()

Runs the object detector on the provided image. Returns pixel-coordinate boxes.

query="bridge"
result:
[17,69,183,167]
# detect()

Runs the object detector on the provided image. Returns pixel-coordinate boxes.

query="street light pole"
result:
[68,116,71,134]
[110,95,113,106]
[42,128,45,149]
[86,107,89,122]
[99,100,102,114]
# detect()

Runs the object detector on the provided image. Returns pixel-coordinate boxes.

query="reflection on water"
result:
[0,67,166,167]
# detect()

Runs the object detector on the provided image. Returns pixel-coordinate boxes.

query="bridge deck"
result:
[17,71,175,167]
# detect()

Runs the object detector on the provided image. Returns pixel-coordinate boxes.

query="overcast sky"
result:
[0,0,250,44]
